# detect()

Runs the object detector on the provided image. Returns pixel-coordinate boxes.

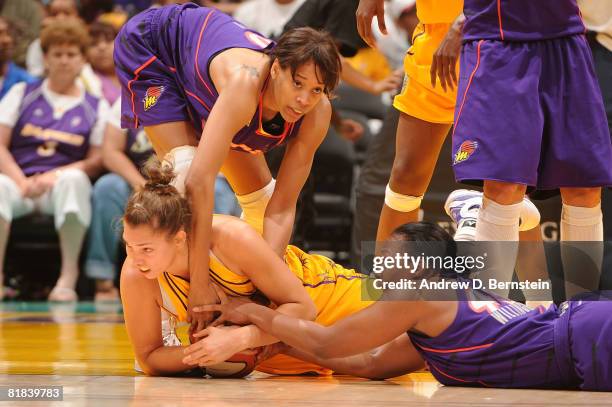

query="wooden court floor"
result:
[1,302,609,406]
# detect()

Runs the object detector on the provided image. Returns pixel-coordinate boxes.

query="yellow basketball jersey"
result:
[157,245,374,375]
[416,0,463,24]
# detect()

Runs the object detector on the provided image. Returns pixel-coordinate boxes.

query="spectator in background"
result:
[233,0,306,39]
[0,19,108,301]
[79,0,114,24]
[373,0,417,69]
[26,0,79,77]
[83,22,120,104]
[85,100,154,301]
[284,0,401,97]
[0,16,36,99]
[0,0,43,68]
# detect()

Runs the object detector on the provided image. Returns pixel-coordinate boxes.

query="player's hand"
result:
[356,0,386,48]
[430,17,464,92]
[192,286,252,327]
[338,118,364,142]
[183,325,247,366]
[187,277,217,341]
[372,69,403,94]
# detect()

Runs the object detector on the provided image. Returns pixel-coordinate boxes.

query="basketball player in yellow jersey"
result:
[120,160,371,376]
[356,0,464,242]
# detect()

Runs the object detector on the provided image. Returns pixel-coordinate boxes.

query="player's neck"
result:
[166,245,190,280]
[260,73,279,121]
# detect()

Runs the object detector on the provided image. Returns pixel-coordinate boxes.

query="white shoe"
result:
[444,189,541,233]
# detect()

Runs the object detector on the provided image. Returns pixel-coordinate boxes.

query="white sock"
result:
[561,203,603,299]
[475,198,522,298]
[236,180,275,235]
[476,198,522,241]
[561,203,603,241]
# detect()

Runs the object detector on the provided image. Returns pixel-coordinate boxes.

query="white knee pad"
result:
[162,146,197,196]
[51,168,92,229]
[236,179,276,235]
[384,184,423,213]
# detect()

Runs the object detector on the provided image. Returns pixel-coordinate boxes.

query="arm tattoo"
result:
[238,64,260,78]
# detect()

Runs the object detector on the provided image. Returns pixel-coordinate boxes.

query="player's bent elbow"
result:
[137,358,162,377]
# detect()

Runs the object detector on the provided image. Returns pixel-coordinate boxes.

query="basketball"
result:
[205,349,260,378]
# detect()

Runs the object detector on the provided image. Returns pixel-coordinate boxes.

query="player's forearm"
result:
[237,302,344,357]
[263,205,295,257]
[239,299,317,349]
[140,346,194,376]
[186,181,215,285]
[237,324,280,349]
[283,346,385,378]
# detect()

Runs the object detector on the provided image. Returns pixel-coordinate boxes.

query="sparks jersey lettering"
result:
[9,81,100,175]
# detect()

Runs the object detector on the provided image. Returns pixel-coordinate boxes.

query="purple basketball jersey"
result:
[408,288,567,388]
[115,4,304,154]
[9,81,99,176]
[125,128,154,169]
[463,0,586,41]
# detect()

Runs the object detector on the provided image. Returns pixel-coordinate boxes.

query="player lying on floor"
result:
[120,158,374,376]
[193,221,612,391]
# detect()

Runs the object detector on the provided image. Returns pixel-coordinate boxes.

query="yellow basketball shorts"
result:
[393,23,458,124]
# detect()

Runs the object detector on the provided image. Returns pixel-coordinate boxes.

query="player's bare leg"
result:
[376,113,451,243]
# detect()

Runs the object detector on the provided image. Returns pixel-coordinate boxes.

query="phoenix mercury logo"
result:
[143,86,165,111]
[454,140,478,164]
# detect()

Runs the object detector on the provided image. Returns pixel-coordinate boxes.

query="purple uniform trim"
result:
[114,4,304,154]
[463,0,585,42]
[452,36,612,189]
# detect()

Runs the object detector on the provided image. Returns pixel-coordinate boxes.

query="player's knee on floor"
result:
[163,145,197,196]
[384,184,423,212]
[236,179,276,235]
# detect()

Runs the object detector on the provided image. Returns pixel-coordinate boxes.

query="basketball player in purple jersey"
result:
[448,1,612,295]
[114,3,341,331]
[194,221,612,391]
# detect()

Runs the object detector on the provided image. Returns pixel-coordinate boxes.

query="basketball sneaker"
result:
[444,189,542,241]
[444,190,482,241]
